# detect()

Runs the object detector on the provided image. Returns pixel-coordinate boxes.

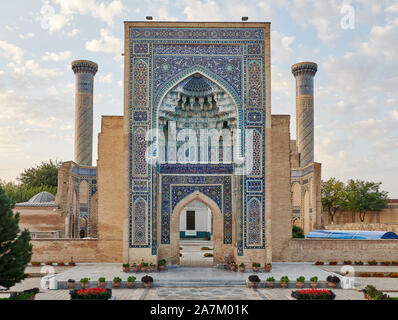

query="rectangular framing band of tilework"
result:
[125,22,270,260]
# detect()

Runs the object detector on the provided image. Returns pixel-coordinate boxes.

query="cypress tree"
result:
[0,185,32,289]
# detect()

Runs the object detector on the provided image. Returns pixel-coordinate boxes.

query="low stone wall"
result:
[290,239,398,262]
[30,239,122,263]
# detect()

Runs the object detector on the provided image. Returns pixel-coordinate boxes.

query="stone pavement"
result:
[1,278,366,300]
[180,240,214,267]
[53,262,336,288]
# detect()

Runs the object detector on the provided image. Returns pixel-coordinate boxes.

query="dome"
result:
[28,191,55,203]
[182,74,213,96]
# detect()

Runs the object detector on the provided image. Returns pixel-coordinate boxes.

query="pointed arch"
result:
[171,191,223,265]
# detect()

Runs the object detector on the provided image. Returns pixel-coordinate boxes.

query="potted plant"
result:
[373,272,384,278]
[58,262,65,266]
[326,275,340,289]
[355,261,364,266]
[127,275,136,288]
[265,263,272,272]
[112,277,122,288]
[149,263,156,273]
[343,260,352,265]
[140,262,149,272]
[142,275,153,288]
[68,261,76,267]
[392,261,398,266]
[280,276,289,288]
[309,276,318,288]
[329,261,337,265]
[122,263,130,272]
[229,262,237,272]
[239,263,245,273]
[98,277,106,288]
[158,259,166,271]
[80,278,89,289]
[368,260,378,266]
[296,276,305,289]
[266,276,275,288]
[204,253,213,257]
[248,275,261,288]
[314,261,324,265]
[388,272,398,278]
[31,261,41,267]
[381,261,391,266]
[130,263,139,273]
[67,279,76,289]
[252,262,261,272]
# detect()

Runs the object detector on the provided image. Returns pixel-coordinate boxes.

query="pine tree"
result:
[0,185,32,289]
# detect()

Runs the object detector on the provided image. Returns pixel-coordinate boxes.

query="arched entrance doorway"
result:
[171,191,223,265]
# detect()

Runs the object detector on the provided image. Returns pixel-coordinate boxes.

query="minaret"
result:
[71,60,98,166]
[291,62,317,168]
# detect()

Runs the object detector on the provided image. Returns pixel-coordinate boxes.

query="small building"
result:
[14,191,64,238]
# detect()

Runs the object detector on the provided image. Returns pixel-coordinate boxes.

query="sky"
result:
[0,0,397,197]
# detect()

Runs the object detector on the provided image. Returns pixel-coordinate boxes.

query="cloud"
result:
[67,28,80,37]
[0,40,24,64]
[99,73,112,83]
[42,50,72,61]
[41,0,125,32]
[391,110,398,121]
[7,59,63,80]
[85,29,122,59]
[19,32,35,40]
[271,30,295,64]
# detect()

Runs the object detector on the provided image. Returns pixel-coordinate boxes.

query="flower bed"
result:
[204,253,213,257]
[388,272,398,278]
[70,288,112,300]
[359,272,371,278]
[291,289,336,300]
[373,272,385,278]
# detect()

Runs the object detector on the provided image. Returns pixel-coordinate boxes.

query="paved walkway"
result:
[180,240,213,267]
[1,278,366,300]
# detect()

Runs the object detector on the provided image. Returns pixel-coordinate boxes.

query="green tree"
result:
[321,178,346,224]
[0,185,32,289]
[292,225,304,238]
[345,180,389,223]
[0,182,57,204]
[17,159,60,188]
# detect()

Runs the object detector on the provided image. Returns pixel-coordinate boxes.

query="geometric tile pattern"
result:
[128,26,267,254]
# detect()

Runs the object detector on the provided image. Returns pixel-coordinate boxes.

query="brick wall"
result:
[290,239,398,261]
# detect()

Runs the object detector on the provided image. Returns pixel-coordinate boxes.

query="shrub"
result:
[58,262,65,266]
[80,278,89,283]
[292,225,304,238]
[368,260,378,265]
[68,262,76,266]
[239,263,245,268]
[140,262,149,267]
[326,275,340,284]
[354,261,363,265]
[296,276,305,282]
[343,260,352,265]
[362,285,392,300]
[359,272,371,277]
[388,273,398,278]
[329,261,337,265]
[158,259,166,266]
[310,276,318,283]
[70,288,112,300]
[127,276,136,282]
[266,276,275,282]
[141,275,153,283]
[122,263,130,268]
[373,272,384,278]
[45,261,53,265]
[98,277,105,283]
[315,261,324,265]
[280,276,289,283]
[381,261,391,266]
[201,247,212,250]
[292,289,336,300]
[112,277,122,283]
[31,262,41,266]
[204,253,213,257]
[392,261,398,266]
[252,262,261,267]
[248,275,260,283]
